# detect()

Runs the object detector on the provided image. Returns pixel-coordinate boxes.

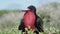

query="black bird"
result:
[18,5,44,34]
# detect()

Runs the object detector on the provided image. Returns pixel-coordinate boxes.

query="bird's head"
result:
[21,5,36,13]
[28,5,36,13]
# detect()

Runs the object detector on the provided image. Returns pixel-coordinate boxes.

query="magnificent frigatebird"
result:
[18,5,44,34]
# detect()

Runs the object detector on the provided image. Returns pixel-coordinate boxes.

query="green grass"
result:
[0,25,60,34]
[0,10,60,34]
[0,10,9,16]
[0,10,20,17]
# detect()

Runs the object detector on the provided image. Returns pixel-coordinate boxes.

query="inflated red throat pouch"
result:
[24,11,36,29]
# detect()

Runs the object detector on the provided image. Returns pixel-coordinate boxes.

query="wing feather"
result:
[35,16,44,32]
[18,19,25,32]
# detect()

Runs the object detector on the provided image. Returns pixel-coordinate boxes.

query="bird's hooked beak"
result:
[21,8,30,12]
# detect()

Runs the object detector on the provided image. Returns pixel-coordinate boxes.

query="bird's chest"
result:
[24,12,36,29]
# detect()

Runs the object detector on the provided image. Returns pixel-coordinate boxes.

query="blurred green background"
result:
[0,2,60,34]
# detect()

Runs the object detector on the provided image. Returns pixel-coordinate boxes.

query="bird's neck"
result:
[25,10,36,15]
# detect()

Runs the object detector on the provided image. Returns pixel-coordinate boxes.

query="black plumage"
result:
[18,5,44,34]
